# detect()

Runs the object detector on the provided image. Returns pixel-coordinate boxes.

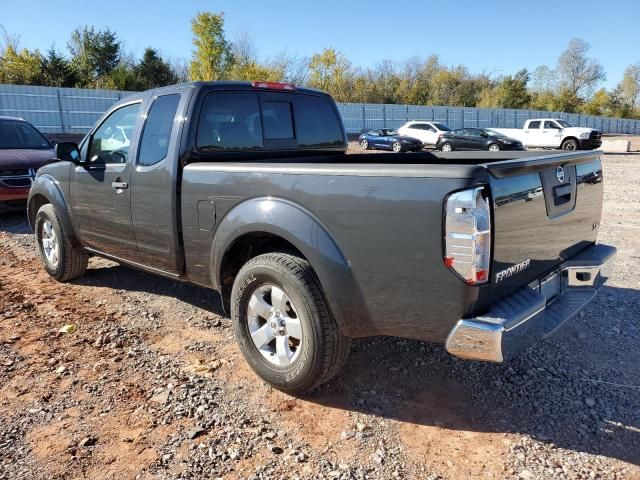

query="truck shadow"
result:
[0,212,31,234]
[307,284,640,466]
[75,263,639,466]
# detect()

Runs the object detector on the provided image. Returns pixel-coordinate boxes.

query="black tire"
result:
[488,143,501,152]
[360,138,369,150]
[392,141,403,153]
[35,204,88,282]
[561,138,578,151]
[231,252,351,394]
[440,142,453,152]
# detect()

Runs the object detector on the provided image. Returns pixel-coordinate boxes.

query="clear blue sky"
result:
[2,0,638,87]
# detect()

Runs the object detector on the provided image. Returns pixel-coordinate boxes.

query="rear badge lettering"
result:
[496,259,531,283]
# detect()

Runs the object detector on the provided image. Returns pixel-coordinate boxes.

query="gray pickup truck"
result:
[28,81,615,393]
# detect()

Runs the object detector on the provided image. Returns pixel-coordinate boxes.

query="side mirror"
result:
[481,133,489,138]
[55,142,81,163]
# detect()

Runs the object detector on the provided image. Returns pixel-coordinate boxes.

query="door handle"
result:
[112,181,128,190]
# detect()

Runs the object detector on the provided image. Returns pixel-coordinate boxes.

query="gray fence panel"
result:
[2,83,639,135]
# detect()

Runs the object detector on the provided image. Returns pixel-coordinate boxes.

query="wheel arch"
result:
[27,174,80,247]
[561,136,579,149]
[211,197,370,337]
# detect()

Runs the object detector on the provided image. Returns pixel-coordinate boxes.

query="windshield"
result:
[484,129,504,137]
[432,123,451,131]
[0,120,51,150]
[556,120,572,128]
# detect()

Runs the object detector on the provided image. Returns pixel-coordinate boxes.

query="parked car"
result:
[492,118,602,150]
[0,116,55,212]
[436,128,524,152]
[28,81,614,394]
[398,121,452,147]
[359,129,423,152]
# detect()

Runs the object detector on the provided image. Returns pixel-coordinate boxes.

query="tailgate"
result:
[486,151,603,293]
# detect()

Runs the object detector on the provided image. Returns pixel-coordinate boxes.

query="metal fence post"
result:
[383,105,387,128]
[361,104,366,132]
[446,108,449,126]
[55,88,66,134]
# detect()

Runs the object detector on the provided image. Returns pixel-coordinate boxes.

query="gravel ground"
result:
[0,153,639,480]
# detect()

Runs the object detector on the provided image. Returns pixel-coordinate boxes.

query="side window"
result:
[138,94,181,166]
[196,92,263,150]
[262,101,294,139]
[544,120,560,129]
[88,103,141,164]
[528,121,541,129]
[294,95,344,147]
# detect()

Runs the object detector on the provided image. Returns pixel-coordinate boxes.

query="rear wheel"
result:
[488,143,501,152]
[231,252,351,394]
[440,142,453,152]
[35,204,88,282]
[392,141,403,153]
[360,139,369,150]
[561,138,578,151]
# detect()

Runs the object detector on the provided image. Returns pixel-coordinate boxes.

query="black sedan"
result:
[435,128,524,152]
[359,129,423,153]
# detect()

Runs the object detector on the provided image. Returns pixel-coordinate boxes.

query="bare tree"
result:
[620,62,640,110]
[0,25,21,53]
[556,38,605,96]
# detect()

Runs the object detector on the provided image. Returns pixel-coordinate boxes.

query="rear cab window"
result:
[196,90,344,152]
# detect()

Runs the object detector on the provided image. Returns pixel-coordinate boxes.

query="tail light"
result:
[251,81,295,91]
[444,186,492,285]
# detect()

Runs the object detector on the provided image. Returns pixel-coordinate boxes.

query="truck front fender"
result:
[211,196,372,337]
[27,173,80,247]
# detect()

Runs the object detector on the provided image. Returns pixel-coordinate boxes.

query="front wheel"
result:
[561,138,578,151]
[392,141,403,153]
[488,143,501,152]
[440,142,453,152]
[35,204,88,281]
[231,252,351,394]
[360,139,369,150]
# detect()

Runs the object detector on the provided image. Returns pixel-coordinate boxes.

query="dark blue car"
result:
[358,129,423,153]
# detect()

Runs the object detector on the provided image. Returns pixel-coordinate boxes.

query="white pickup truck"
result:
[492,118,602,151]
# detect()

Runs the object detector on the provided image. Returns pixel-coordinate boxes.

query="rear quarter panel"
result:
[181,162,484,341]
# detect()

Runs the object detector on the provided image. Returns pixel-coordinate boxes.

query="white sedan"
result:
[397,121,452,147]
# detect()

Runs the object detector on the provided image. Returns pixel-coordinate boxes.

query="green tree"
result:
[189,12,234,81]
[41,47,76,87]
[581,88,610,116]
[0,45,43,85]
[307,48,353,102]
[135,48,178,89]
[68,26,121,86]
[479,69,531,109]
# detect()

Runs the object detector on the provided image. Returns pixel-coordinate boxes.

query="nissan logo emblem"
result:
[556,166,565,183]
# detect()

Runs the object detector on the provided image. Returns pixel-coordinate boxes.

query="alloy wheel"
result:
[247,284,303,367]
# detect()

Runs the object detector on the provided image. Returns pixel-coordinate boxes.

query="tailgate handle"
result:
[553,184,572,206]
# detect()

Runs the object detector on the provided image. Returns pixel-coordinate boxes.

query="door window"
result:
[528,121,541,129]
[88,103,141,164]
[544,121,561,129]
[138,94,181,166]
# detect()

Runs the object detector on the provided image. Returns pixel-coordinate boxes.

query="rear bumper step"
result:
[445,243,616,362]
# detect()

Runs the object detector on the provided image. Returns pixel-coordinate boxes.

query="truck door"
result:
[130,89,187,274]
[523,120,542,146]
[70,101,143,261]
[542,120,563,147]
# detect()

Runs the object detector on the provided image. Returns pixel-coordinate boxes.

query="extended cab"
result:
[28,82,615,393]
[493,118,602,151]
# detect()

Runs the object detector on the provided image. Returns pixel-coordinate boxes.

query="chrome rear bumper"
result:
[445,243,616,362]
